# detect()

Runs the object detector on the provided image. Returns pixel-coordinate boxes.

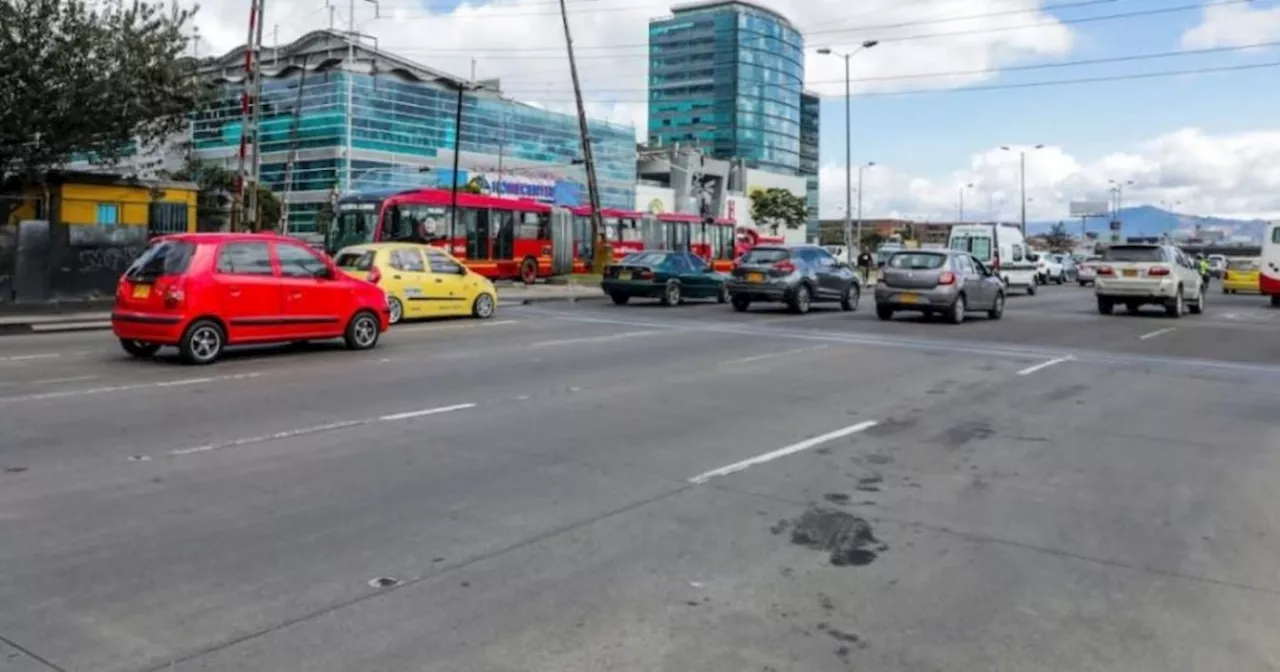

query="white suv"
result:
[1034,252,1064,284]
[1095,243,1205,317]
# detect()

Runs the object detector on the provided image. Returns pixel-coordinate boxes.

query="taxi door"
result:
[384,248,434,317]
[424,251,473,316]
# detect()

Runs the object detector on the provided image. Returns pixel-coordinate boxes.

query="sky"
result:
[185,0,1280,222]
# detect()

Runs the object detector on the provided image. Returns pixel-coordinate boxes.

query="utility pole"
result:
[232,0,262,231]
[558,0,605,272]
[247,0,266,230]
[816,40,878,255]
[343,0,355,194]
[855,162,872,248]
[1001,144,1043,236]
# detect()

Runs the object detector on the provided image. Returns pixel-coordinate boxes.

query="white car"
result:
[1094,243,1206,317]
[1034,252,1064,284]
[1076,255,1102,286]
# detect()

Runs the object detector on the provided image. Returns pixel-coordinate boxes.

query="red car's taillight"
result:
[163,284,184,309]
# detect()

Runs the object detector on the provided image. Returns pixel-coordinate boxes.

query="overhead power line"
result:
[488,61,1280,105]
[489,39,1280,93]
[384,0,1244,55]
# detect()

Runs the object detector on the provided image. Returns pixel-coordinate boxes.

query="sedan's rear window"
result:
[740,248,789,264]
[1101,245,1164,262]
[334,250,375,271]
[124,240,196,280]
[621,252,669,266]
[887,252,947,270]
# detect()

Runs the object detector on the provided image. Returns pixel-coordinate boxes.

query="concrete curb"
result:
[516,293,607,305]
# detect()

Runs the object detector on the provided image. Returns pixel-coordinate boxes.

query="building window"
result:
[148,202,189,237]
[96,203,120,226]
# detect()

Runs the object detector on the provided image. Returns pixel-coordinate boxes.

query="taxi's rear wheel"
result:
[387,297,404,325]
[472,293,496,319]
[120,339,160,358]
[344,310,381,350]
[178,319,225,365]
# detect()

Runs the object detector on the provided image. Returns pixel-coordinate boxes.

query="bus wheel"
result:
[520,257,538,285]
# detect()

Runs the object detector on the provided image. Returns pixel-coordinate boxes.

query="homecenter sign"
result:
[467,172,583,206]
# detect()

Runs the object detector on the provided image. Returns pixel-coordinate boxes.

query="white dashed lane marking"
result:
[0,373,262,405]
[689,420,879,484]
[162,402,477,458]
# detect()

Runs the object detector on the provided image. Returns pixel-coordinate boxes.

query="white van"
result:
[1262,222,1280,307]
[948,223,1039,295]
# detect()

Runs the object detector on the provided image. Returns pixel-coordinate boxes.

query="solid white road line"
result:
[392,320,518,333]
[0,373,261,404]
[528,330,665,348]
[30,375,99,385]
[689,420,878,485]
[165,402,476,457]
[0,351,90,363]
[1016,356,1073,376]
[721,344,829,366]
[1138,327,1175,340]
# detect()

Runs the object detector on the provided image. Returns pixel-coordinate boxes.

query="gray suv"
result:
[726,244,861,314]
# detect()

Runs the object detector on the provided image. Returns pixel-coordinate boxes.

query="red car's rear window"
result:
[124,241,197,281]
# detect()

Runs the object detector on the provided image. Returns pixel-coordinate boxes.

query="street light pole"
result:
[1000,144,1043,237]
[817,40,878,254]
[958,183,972,222]
[855,161,872,247]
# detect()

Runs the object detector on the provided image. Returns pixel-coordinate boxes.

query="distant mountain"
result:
[1027,206,1270,242]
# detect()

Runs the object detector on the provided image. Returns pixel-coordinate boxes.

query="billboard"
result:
[1070,201,1110,217]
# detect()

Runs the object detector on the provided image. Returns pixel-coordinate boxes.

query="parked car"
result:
[1076,255,1102,286]
[601,250,727,305]
[874,249,1005,324]
[112,233,390,365]
[1094,243,1206,317]
[1222,257,1261,294]
[726,244,861,314]
[333,242,498,324]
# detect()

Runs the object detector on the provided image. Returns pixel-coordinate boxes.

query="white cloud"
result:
[185,0,1076,140]
[1181,0,1280,49]
[817,127,1280,222]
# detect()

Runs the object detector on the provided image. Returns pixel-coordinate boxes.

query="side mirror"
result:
[456,264,468,275]
[314,266,334,279]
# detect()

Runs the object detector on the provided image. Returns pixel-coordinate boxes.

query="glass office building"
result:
[800,90,820,238]
[194,30,637,232]
[648,1,814,228]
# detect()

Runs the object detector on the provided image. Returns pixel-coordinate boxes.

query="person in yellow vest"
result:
[1197,255,1210,287]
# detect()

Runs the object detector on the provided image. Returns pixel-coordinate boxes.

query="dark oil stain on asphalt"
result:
[823,493,851,505]
[935,420,995,447]
[2,466,27,473]
[786,507,886,566]
[866,453,894,465]
[1042,384,1089,403]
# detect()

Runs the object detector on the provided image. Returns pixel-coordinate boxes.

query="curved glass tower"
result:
[649,1,816,231]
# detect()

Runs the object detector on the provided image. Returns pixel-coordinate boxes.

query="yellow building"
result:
[4,171,199,239]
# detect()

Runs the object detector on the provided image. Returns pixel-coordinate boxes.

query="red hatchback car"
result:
[112,233,390,364]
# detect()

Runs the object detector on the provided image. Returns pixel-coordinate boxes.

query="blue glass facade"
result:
[800,91,820,238]
[195,63,636,232]
[647,1,806,175]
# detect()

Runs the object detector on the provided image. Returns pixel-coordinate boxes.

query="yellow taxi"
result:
[332,243,498,324]
[1222,257,1261,294]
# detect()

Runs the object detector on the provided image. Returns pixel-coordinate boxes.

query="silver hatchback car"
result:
[874,249,1006,324]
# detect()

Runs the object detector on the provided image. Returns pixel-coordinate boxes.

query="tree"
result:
[0,0,205,220]
[1045,221,1074,251]
[165,158,281,232]
[860,230,885,251]
[749,187,807,234]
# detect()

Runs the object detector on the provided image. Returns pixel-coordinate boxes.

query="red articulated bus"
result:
[327,187,742,280]
[327,188,557,283]
[734,226,786,260]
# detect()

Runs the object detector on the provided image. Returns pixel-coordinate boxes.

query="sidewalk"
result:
[0,283,604,336]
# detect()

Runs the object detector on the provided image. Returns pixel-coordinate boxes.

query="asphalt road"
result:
[3,283,1280,672]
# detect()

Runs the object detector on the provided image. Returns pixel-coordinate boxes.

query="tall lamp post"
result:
[854,161,874,249]
[958,182,974,223]
[1109,178,1134,241]
[817,40,878,253]
[1000,144,1043,236]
